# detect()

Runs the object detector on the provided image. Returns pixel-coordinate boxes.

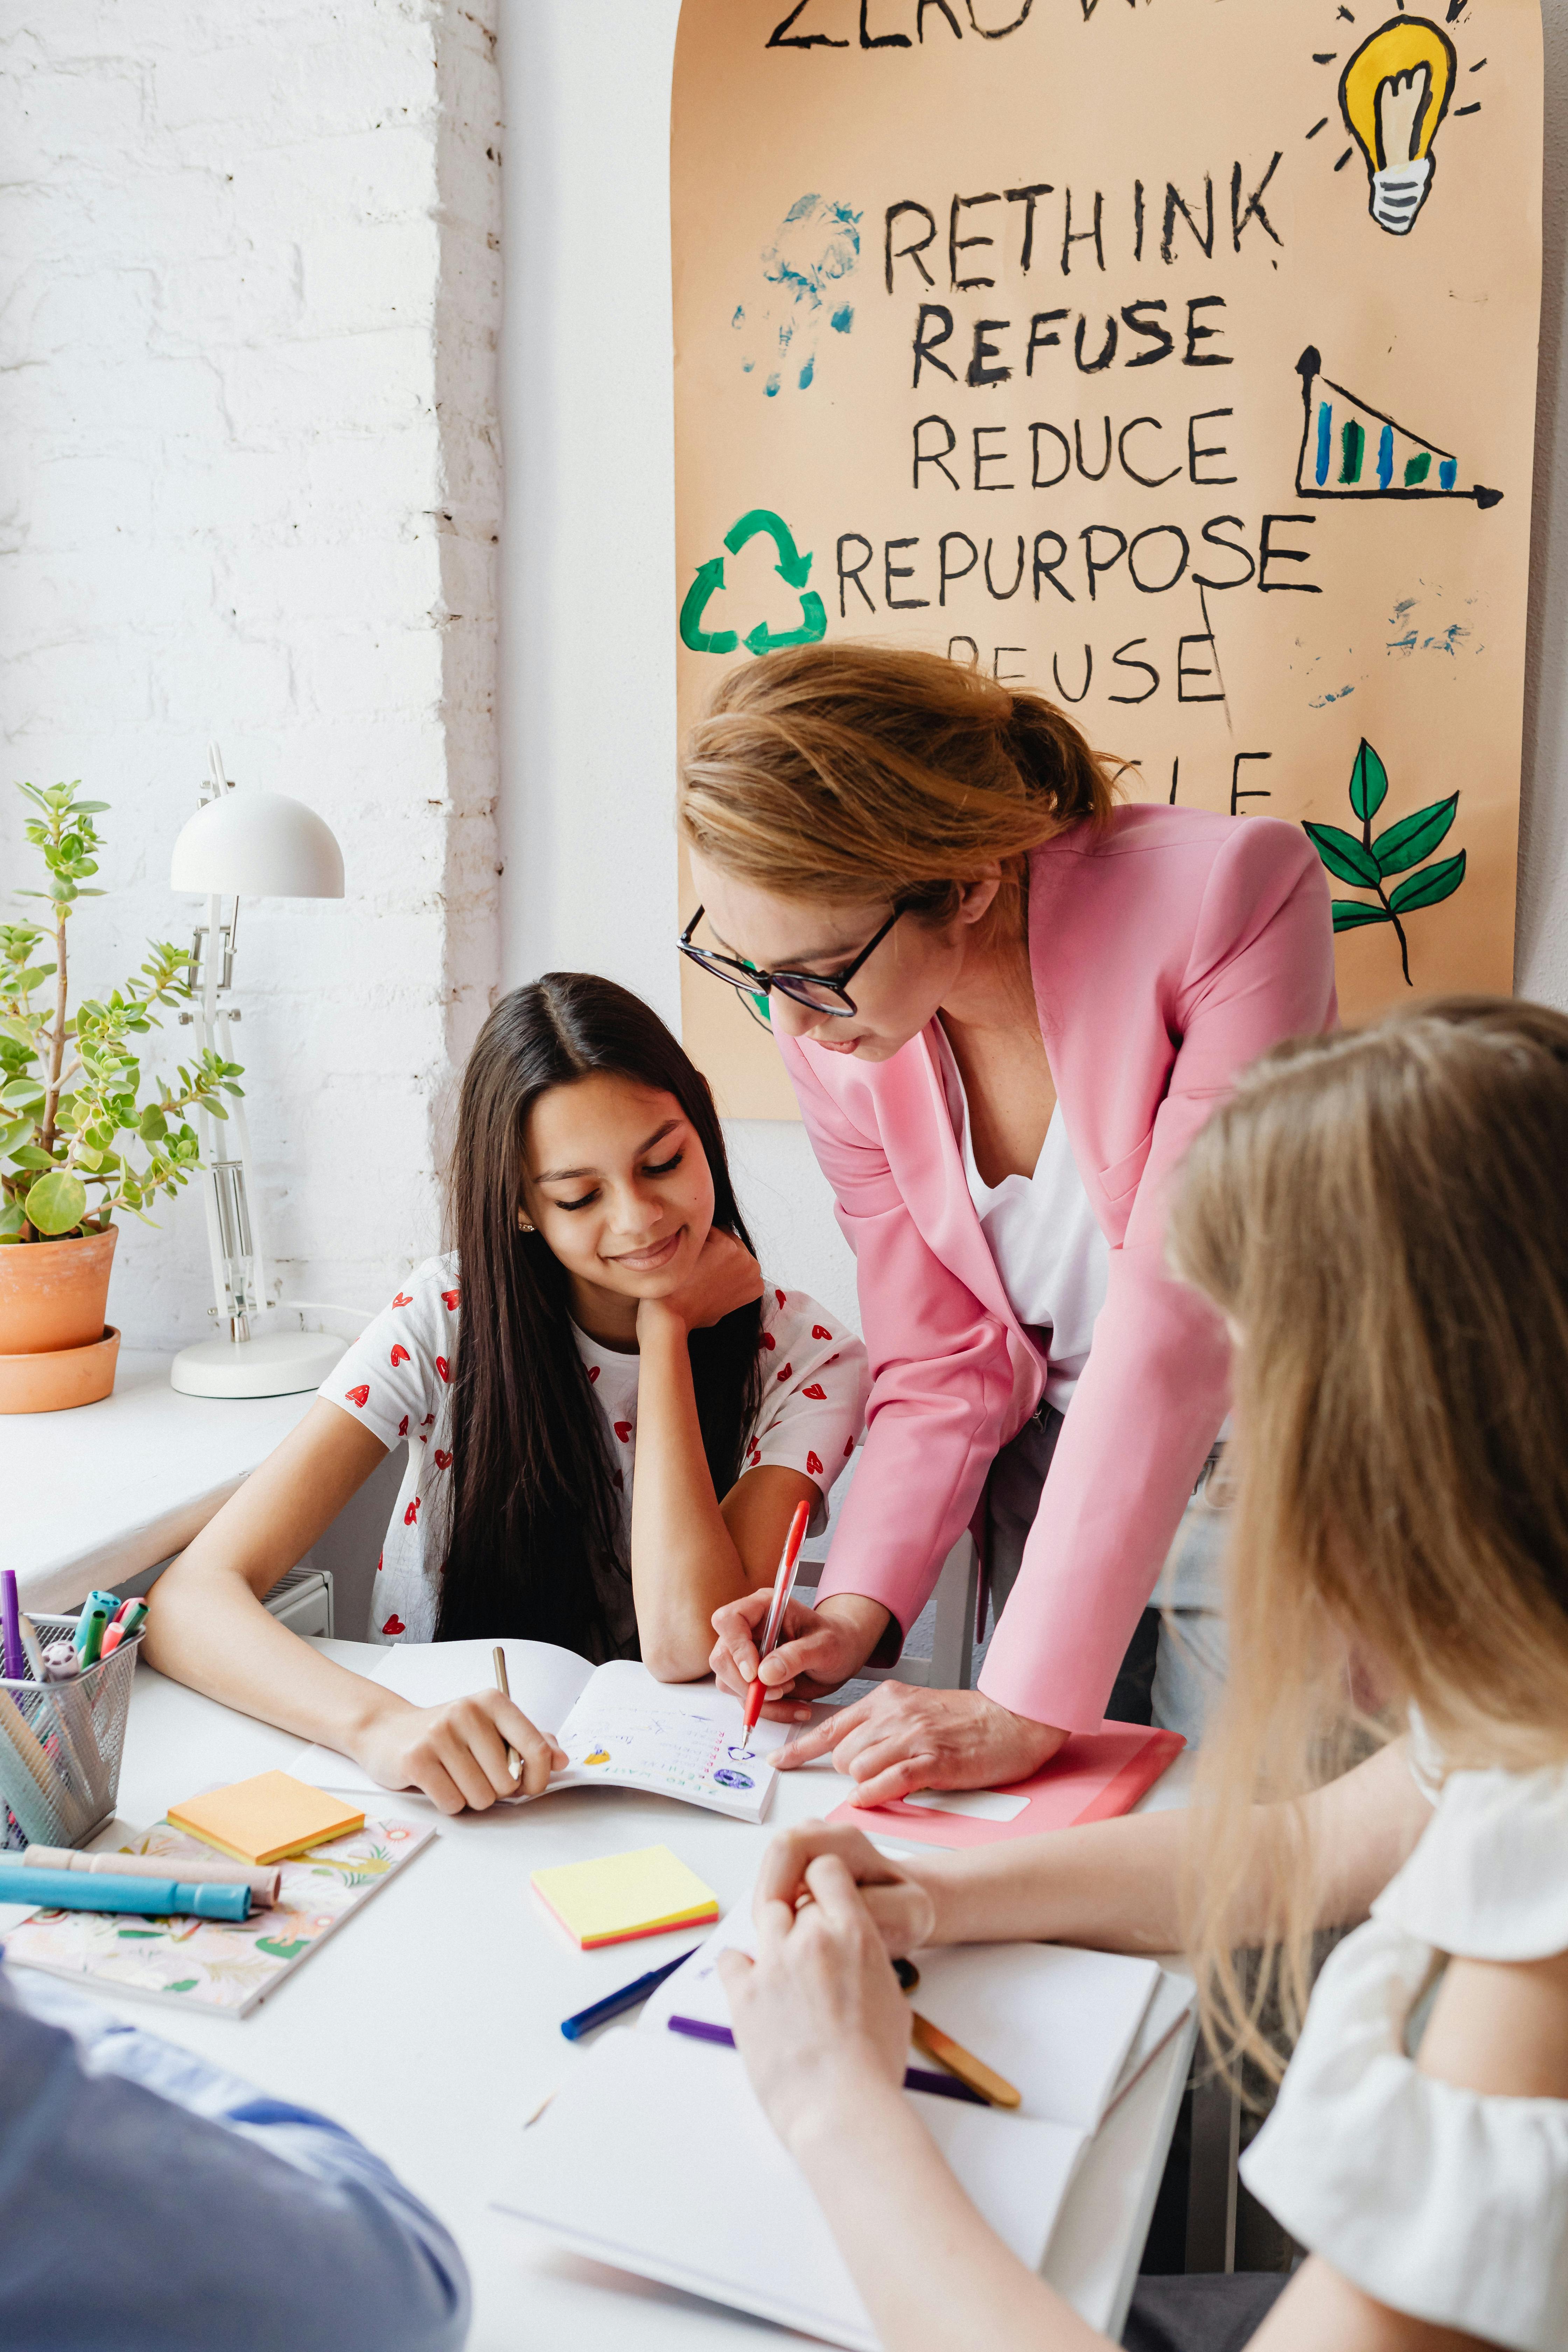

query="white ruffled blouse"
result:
[1240,1748,1568,2350]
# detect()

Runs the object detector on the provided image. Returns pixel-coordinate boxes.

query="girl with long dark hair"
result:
[145,975,867,1813]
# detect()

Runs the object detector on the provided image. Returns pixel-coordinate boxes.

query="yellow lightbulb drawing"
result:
[1339,16,1457,236]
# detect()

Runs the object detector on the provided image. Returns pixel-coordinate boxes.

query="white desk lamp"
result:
[168,745,360,1399]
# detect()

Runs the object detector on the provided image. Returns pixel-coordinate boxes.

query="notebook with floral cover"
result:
[0,1813,432,2018]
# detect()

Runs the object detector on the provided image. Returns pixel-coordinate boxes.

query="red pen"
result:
[740,1499,811,1749]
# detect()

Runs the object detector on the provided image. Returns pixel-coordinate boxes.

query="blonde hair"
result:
[1169,998,1568,2086]
[678,642,1119,937]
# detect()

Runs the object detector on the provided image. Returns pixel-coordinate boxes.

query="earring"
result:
[518,1218,536,1233]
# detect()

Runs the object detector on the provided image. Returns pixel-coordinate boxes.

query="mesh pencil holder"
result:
[0,1614,144,1850]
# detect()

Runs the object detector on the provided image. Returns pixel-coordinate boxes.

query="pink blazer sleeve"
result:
[978,827,1337,1731]
[781,1042,1017,1659]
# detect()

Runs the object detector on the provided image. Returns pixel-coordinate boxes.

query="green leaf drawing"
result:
[1372,793,1459,877]
[1349,740,1388,823]
[1302,741,1468,989]
[1388,850,1467,915]
[1302,822,1381,889]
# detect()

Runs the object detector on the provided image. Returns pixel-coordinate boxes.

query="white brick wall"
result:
[0,0,501,1348]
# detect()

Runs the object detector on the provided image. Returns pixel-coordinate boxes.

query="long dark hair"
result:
[432,974,764,1656]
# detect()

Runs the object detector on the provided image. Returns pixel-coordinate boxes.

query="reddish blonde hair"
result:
[678,642,1119,932]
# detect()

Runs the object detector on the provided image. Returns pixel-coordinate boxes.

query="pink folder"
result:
[826,1722,1184,1849]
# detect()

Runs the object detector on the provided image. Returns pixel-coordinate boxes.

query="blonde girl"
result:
[720,998,1568,2352]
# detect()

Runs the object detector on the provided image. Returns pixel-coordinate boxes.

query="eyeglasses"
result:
[678,903,907,1032]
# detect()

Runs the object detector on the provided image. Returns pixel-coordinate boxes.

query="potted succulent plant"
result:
[0,779,244,1411]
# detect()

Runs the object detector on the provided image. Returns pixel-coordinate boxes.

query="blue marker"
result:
[560,1947,699,2041]
[0,1861,251,1921]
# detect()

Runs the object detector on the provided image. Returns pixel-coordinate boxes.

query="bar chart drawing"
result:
[1294,347,1503,508]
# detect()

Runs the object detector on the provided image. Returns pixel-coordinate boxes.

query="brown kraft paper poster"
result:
[672,0,1542,1119]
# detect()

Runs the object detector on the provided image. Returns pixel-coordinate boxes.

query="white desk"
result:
[0,1643,1195,2350]
[4,1350,314,1612]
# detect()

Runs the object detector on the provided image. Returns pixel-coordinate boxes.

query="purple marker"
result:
[1,1570,24,1683]
[666,2014,987,2106]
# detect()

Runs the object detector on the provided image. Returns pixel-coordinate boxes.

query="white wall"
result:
[0,0,503,1349]
[496,0,859,1328]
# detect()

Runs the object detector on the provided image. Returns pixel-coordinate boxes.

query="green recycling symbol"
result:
[680,508,828,657]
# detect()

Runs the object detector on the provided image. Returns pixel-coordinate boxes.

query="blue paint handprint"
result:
[732,194,862,396]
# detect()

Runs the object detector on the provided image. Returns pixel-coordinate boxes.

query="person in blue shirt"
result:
[0,1956,469,2351]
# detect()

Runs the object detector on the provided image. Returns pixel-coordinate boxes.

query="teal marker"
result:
[0,1860,251,1921]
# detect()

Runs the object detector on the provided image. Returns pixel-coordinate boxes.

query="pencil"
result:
[492,1645,521,1779]
[0,1697,57,1845]
[0,1684,56,1798]
[909,2012,1022,2109]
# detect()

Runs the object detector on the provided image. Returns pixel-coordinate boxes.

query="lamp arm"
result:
[214,993,267,1314]
[194,891,230,1330]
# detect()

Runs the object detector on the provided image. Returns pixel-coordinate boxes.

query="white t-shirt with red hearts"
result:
[321,1253,868,1648]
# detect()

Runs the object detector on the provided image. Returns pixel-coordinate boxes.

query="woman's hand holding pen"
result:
[719,1849,913,2154]
[353,1691,567,1815]
[709,1587,891,1712]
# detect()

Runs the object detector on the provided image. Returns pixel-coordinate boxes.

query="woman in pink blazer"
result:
[683,643,1336,1801]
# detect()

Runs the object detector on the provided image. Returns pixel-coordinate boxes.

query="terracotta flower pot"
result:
[0,1225,118,1355]
[0,1325,120,1414]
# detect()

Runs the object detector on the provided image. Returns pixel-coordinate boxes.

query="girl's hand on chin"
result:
[356,1692,567,1814]
[719,1853,910,2152]
[639,1225,764,1337]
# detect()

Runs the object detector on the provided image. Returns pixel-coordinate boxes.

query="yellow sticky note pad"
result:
[531,1844,719,1950]
[168,1771,364,1867]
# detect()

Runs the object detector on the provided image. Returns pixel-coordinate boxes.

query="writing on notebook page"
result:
[561,1708,760,1802]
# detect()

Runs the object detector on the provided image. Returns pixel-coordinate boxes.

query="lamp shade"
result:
[170,787,344,898]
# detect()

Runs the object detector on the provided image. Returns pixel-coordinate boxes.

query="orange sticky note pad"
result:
[167,1771,364,1867]
[531,1844,719,1950]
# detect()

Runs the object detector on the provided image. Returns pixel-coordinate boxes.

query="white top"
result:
[321,1254,869,1648]
[1241,1745,1568,2350]
[934,1028,1109,1413]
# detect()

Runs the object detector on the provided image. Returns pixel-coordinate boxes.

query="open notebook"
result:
[498,1903,1167,2348]
[289,1643,787,1823]
[640,1903,1164,2130]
